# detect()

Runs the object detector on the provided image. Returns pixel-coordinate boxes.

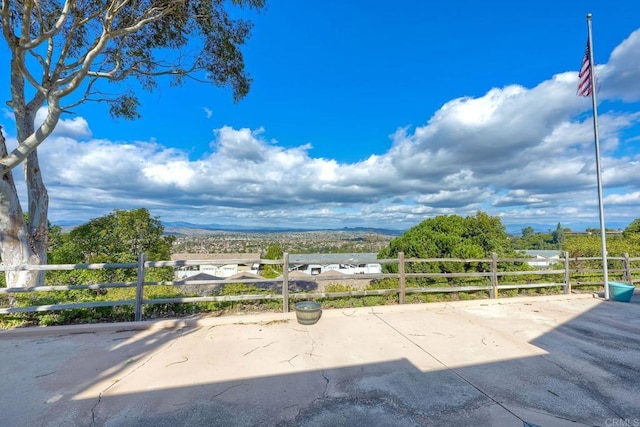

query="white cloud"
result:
[417,188,492,208]
[35,108,92,139]
[5,28,640,231]
[605,191,640,206]
[600,28,640,102]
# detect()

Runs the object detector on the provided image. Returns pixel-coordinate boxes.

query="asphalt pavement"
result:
[1,293,639,426]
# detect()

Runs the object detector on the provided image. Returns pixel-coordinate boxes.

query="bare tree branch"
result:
[22,0,73,50]
[0,99,61,173]
[4,0,265,167]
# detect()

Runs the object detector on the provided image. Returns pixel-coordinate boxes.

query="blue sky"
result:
[2,1,640,233]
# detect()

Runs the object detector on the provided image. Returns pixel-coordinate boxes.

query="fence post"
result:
[563,251,571,294]
[135,252,146,321]
[622,253,631,283]
[490,252,498,299]
[398,252,406,304]
[282,253,289,313]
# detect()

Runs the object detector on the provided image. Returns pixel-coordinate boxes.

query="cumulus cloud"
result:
[5,28,640,231]
[605,192,640,210]
[35,108,92,139]
[600,28,640,101]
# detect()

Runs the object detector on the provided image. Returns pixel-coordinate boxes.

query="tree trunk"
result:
[26,148,48,285]
[0,128,41,287]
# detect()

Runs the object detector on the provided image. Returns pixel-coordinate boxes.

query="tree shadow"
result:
[1,295,638,426]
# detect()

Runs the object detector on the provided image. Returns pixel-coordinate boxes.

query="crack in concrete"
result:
[518,402,603,425]
[372,312,529,425]
[243,345,261,356]
[165,355,189,367]
[244,341,276,356]
[89,328,189,426]
[321,371,330,398]
[211,383,245,398]
[540,354,627,420]
[305,329,320,359]
[282,354,299,366]
[281,390,432,427]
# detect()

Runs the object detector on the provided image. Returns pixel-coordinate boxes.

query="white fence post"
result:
[282,253,289,313]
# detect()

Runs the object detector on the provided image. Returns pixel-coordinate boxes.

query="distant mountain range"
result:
[55,219,625,237]
[161,221,404,236]
[53,219,403,235]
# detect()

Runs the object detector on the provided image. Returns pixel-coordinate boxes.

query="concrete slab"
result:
[1,294,639,426]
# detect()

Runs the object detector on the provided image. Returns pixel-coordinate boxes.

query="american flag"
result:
[577,40,593,97]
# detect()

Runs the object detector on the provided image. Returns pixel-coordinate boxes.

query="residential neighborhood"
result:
[171,252,383,279]
[171,253,261,279]
[518,250,562,268]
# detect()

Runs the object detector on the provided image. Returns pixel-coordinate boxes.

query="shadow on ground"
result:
[1,295,638,426]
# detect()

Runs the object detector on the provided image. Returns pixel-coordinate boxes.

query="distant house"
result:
[171,253,261,279]
[288,253,382,275]
[518,250,562,268]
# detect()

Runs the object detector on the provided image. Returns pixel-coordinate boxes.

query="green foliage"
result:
[380,211,513,259]
[324,283,355,293]
[552,223,566,246]
[562,233,639,286]
[624,218,640,236]
[498,286,564,298]
[0,283,283,328]
[211,283,281,313]
[564,233,640,258]
[262,266,282,278]
[219,283,263,296]
[512,230,560,250]
[511,222,570,250]
[262,245,284,276]
[1,289,136,328]
[264,245,284,260]
[46,208,175,285]
[3,0,267,118]
[60,208,173,263]
[367,279,399,290]
[9,216,640,328]
[108,95,142,120]
[404,291,489,304]
[317,293,395,309]
[378,212,515,275]
[521,227,535,238]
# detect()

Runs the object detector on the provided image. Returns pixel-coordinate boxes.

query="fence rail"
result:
[1,252,638,321]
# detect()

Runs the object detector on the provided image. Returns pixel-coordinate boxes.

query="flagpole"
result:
[586,13,610,300]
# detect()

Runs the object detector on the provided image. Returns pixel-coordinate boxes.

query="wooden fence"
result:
[1,252,638,321]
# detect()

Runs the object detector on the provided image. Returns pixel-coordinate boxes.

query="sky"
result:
[1,1,640,234]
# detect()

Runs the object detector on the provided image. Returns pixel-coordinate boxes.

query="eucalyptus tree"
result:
[0,0,265,287]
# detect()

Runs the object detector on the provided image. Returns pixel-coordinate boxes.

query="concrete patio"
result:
[1,293,639,426]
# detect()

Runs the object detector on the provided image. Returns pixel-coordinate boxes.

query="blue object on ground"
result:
[608,281,636,302]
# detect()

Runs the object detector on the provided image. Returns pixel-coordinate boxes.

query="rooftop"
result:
[170,252,261,262]
[289,252,380,264]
